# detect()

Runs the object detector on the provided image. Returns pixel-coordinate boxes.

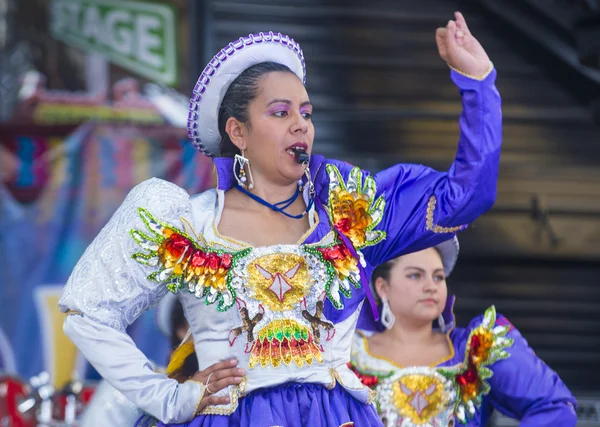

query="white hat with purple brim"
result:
[187,32,306,157]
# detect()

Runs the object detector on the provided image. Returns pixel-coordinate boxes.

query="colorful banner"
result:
[0,123,214,386]
[13,73,168,126]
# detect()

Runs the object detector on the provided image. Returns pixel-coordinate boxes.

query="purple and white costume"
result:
[59,33,502,426]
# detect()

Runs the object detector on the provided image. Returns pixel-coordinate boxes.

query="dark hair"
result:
[218,61,297,157]
[371,260,397,300]
[169,299,188,348]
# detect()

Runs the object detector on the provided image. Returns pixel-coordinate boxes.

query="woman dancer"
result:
[60,12,502,427]
[350,238,577,426]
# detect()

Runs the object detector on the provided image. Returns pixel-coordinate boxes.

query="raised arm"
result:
[320,13,502,265]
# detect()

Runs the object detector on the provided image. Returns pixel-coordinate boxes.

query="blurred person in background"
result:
[59,12,504,427]
[350,238,577,426]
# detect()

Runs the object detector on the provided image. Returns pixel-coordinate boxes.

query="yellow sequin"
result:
[448,61,494,81]
[425,196,466,233]
[391,375,446,423]
[326,164,386,250]
[249,319,323,369]
[330,188,373,248]
[246,254,310,311]
[470,326,494,366]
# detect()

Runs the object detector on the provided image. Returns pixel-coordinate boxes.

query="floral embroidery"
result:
[305,239,360,309]
[390,373,454,424]
[245,253,311,311]
[130,208,250,311]
[347,362,393,388]
[326,164,386,249]
[441,306,513,424]
[351,307,515,426]
[249,319,324,368]
[227,246,347,370]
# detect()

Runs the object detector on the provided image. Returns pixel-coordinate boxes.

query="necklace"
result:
[234,183,314,219]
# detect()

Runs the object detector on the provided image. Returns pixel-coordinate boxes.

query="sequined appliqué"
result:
[246,253,310,311]
[347,362,394,389]
[350,307,515,426]
[249,319,323,368]
[390,372,456,425]
[130,207,250,311]
[440,306,513,424]
[228,246,349,369]
[326,164,386,249]
[425,196,467,234]
[305,240,360,309]
[374,368,457,427]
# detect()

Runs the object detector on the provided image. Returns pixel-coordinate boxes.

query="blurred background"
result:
[1,0,600,425]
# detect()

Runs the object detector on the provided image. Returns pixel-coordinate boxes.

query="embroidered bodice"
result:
[350,307,577,427]
[128,172,385,414]
[58,68,505,424]
[350,307,512,426]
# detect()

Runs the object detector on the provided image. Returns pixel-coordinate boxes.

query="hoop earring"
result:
[233,152,254,190]
[437,314,446,332]
[381,296,396,329]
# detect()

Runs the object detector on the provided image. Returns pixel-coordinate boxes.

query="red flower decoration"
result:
[456,366,478,386]
[165,234,192,258]
[206,252,220,271]
[347,362,380,388]
[190,250,207,267]
[335,218,352,233]
[318,243,352,262]
[221,253,232,269]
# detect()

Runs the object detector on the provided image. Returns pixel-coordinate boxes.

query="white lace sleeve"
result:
[59,178,204,423]
[59,178,190,330]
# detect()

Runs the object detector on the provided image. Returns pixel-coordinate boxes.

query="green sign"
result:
[50,0,177,85]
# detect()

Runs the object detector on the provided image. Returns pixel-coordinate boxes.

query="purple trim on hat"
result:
[187,32,306,157]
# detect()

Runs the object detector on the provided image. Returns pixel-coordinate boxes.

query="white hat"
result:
[187,32,306,157]
[436,236,460,277]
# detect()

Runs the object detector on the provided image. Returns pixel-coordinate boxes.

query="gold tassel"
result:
[167,336,195,376]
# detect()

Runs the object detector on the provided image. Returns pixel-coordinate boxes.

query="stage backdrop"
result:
[0,122,214,387]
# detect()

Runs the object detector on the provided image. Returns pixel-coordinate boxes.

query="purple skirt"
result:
[158,383,382,427]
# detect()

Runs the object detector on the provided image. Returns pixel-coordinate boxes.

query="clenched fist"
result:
[436,12,492,78]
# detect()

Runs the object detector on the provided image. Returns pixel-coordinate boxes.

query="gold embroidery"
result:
[246,254,310,311]
[448,61,494,81]
[249,319,323,368]
[65,309,82,316]
[180,216,208,247]
[326,164,386,249]
[185,379,206,416]
[391,375,446,423]
[328,367,377,404]
[425,196,466,234]
[200,377,247,415]
[326,367,338,390]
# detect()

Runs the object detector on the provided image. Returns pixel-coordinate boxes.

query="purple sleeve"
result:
[488,317,578,426]
[356,68,502,265]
